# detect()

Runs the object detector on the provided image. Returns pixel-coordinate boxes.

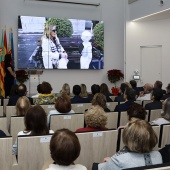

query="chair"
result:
[49,113,84,132]
[134,100,142,105]
[151,125,160,150]
[0,117,10,136]
[3,98,9,115]
[0,106,4,116]
[109,96,115,101]
[71,103,91,113]
[159,124,170,148]
[142,100,152,107]
[6,106,16,130]
[10,116,25,143]
[17,134,53,170]
[106,112,118,129]
[118,111,128,127]
[148,109,162,122]
[106,102,118,111]
[40,105,55,115]
[75,129,118,170]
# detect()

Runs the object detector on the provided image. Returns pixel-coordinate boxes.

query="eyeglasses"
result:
[52,30,56,32]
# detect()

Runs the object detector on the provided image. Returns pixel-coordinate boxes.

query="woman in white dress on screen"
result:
[41,25,68,69]
[80,30,92,69]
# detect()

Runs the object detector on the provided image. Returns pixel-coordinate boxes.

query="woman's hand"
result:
[103,157,111,162]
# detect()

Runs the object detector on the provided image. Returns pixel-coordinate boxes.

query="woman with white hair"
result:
[41,25,68,69]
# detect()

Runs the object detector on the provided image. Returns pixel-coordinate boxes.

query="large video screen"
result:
[18,16,104,69]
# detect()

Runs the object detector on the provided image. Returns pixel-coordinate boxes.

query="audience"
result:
[80,84,89,98]
[91,93,110,112]
[7,84,33,106]
[34,81,56,105]
[100,83,113,102]
[98,118,162,170]
[31,84,42,98]
[76,105,108,132]
[60,83,70,96]
[162,83,170,100]
[130,80,143,96]
[154,80,166,95]
[16,96,31,116]
[71,85,90,104]
[145,88,163,110]
[114,83,129,102]
[137,83,153,101]
[48,93,75,124]
[88,84,100,102]
[114,87,136,112]
[9,84,18,98]
[12,105,54,155]
[45,129,87,170]
[151,98,170,125]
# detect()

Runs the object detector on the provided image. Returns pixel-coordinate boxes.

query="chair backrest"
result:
[6,106,16,130]
[0,137,13,170]
[0,117,10,136]
[160,124,170,148]
[142,100,152,107]
[152,125,160,150]
[105,112,118,129]
[0,106,3,116]
[3,98,9,115]
[109,96,115,101]
[71,103,91,113]
[17,134,53,170]
[106,102,118,111]
[134,100,142,105]
[10,116,25,143]
[50,113,84,132]
[119,111,128,127]
[148,109,162,122]
[75,129,118,170]
[40,105,55,115]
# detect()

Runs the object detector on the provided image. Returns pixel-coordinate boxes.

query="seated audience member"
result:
[98,118,162,170]
[12,105,54,155]
[114,88,136,112]
[162,83,170,100]
[9,84,18,98]
[34,81,56,105]
[61,83,70,96]
[71,85,90,104]
[145,88,163,110]
[92,93,110,112]
[100,83,113,102]
[88,84,100,102]
[48,93,75,124]
[114,83,129,102]
[80,84,89,98]
[137,83,153,101]
[8,84,33,106]
[76,105,108,132]
[151,98,170,125]
[130,80,143,97]
[16,96,31,116]
[32,84,42,98]
[45,129,87,170]
[154,80,166,95]
[124,82,132,88]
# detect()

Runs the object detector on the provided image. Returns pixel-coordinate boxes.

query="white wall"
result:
[0,0,125,93]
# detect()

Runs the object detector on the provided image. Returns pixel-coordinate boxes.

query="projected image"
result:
[18,16,104,69]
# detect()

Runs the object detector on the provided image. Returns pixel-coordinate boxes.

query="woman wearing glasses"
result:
[41,25,68,69]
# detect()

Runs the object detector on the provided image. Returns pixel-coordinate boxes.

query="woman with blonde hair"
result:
[16,96,31,116]
[99,118,162,170]
[61,83,70,96]
[80,84,88,97]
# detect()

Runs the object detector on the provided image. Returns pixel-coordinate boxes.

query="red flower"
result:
[107,69,124,83]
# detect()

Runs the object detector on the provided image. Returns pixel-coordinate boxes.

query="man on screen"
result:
[41,25,68,69]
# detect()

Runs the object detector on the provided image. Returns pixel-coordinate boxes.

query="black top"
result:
[5,62,14,79]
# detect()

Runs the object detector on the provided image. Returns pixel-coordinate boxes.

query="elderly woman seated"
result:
[98,118,162,170]
[76,105,108,132]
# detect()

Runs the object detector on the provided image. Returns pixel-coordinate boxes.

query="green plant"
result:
[93,22,104,52]
[45,18,73,37]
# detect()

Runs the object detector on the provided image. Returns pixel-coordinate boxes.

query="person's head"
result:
[166,83,170,93]
[9,84,18,97]
[4,53,12,63]
[50,129,81,166]
[124,82,132,88]
[73,85,81,96]
[17,84,27,96]
[130,80,137,88]
[92,93,107,110]
[85,105,107,128]
[124,87,136,101]
[123,118,158,153]
[80,84,88,97]
[143,83,153,93]
[43,25,57,39]
[100,83,110,94]
[91,84,100,95]
[81,30,92,43]
[24,105,49,135]
[127,103,147,121]
[162,98,170,121]
[41,81,52,94]
[154,80,163,89]
[151,88,163,101]
[55,93,71,113]
[120,83,129,94]
[16,96,31,116]
[37,84,42,94]
[61,83,70,96]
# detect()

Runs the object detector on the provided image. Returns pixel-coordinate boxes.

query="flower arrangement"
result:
[107,69,124,84]
[16,70,29,84]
